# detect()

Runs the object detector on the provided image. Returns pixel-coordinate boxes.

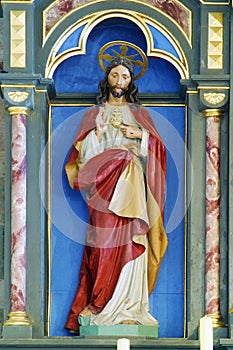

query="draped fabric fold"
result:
[65,104,167,332]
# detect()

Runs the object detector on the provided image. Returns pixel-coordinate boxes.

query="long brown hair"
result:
[96,57,140,105]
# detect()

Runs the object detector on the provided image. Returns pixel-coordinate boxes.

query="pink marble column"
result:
[4,106,31,326]
[204,108,224,327]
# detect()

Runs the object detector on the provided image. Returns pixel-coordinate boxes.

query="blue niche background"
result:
[53,18,181,93]
[49,18,185,338]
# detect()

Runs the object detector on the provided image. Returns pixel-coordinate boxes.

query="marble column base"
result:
[206,313,225,328]
[2,311,32,338]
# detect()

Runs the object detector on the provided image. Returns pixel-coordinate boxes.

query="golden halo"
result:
[98,41,148,80]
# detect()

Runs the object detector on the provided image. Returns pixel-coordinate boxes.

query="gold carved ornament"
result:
[208,12,224,70]
[8,91,29,103]
[10,10,26,68]
[203,92,226,105]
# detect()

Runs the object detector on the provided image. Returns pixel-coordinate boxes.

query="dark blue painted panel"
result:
[53,18,180,93]
[49,105,185,337]
[57,25,85,55]
[53,55,180,93]
[147,24,179,58]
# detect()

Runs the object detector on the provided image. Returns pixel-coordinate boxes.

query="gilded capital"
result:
[8,106,30,117]
[203,109,224,119]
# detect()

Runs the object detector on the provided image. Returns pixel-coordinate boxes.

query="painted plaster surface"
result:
[0,98,5,314]
[0,98,4,153]
[11,115,26,312]
[0,18,3,70]
[45,0,94,34]
[0,279,4,308]
[205,116,220,315]
[142,0,190,37]
[44,0,190,40]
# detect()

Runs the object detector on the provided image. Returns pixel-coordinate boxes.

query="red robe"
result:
[65,104,167,332]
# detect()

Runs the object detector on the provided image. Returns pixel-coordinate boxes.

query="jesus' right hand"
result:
[95,107,107,141]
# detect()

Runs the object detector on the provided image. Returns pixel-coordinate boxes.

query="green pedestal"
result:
[2,312,32,338]
[2,325,32,339]
[80,324,158,338]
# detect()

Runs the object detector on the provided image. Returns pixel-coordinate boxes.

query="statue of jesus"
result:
[65,56,168,334]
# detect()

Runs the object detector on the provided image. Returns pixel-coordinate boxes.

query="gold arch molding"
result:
[45,10,190,80]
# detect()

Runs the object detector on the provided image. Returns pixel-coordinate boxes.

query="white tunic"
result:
[79,103,158,326]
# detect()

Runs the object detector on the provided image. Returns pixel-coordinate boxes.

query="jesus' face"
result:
[108,64,131,98]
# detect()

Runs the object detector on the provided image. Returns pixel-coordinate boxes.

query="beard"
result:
[109,85,127,98]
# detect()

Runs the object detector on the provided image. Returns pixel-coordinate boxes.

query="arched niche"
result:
[35,0,195,79]
[45,15,188,94]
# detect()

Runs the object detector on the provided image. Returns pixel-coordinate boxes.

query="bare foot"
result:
[121,319,138,324]
[79,307,92,317]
